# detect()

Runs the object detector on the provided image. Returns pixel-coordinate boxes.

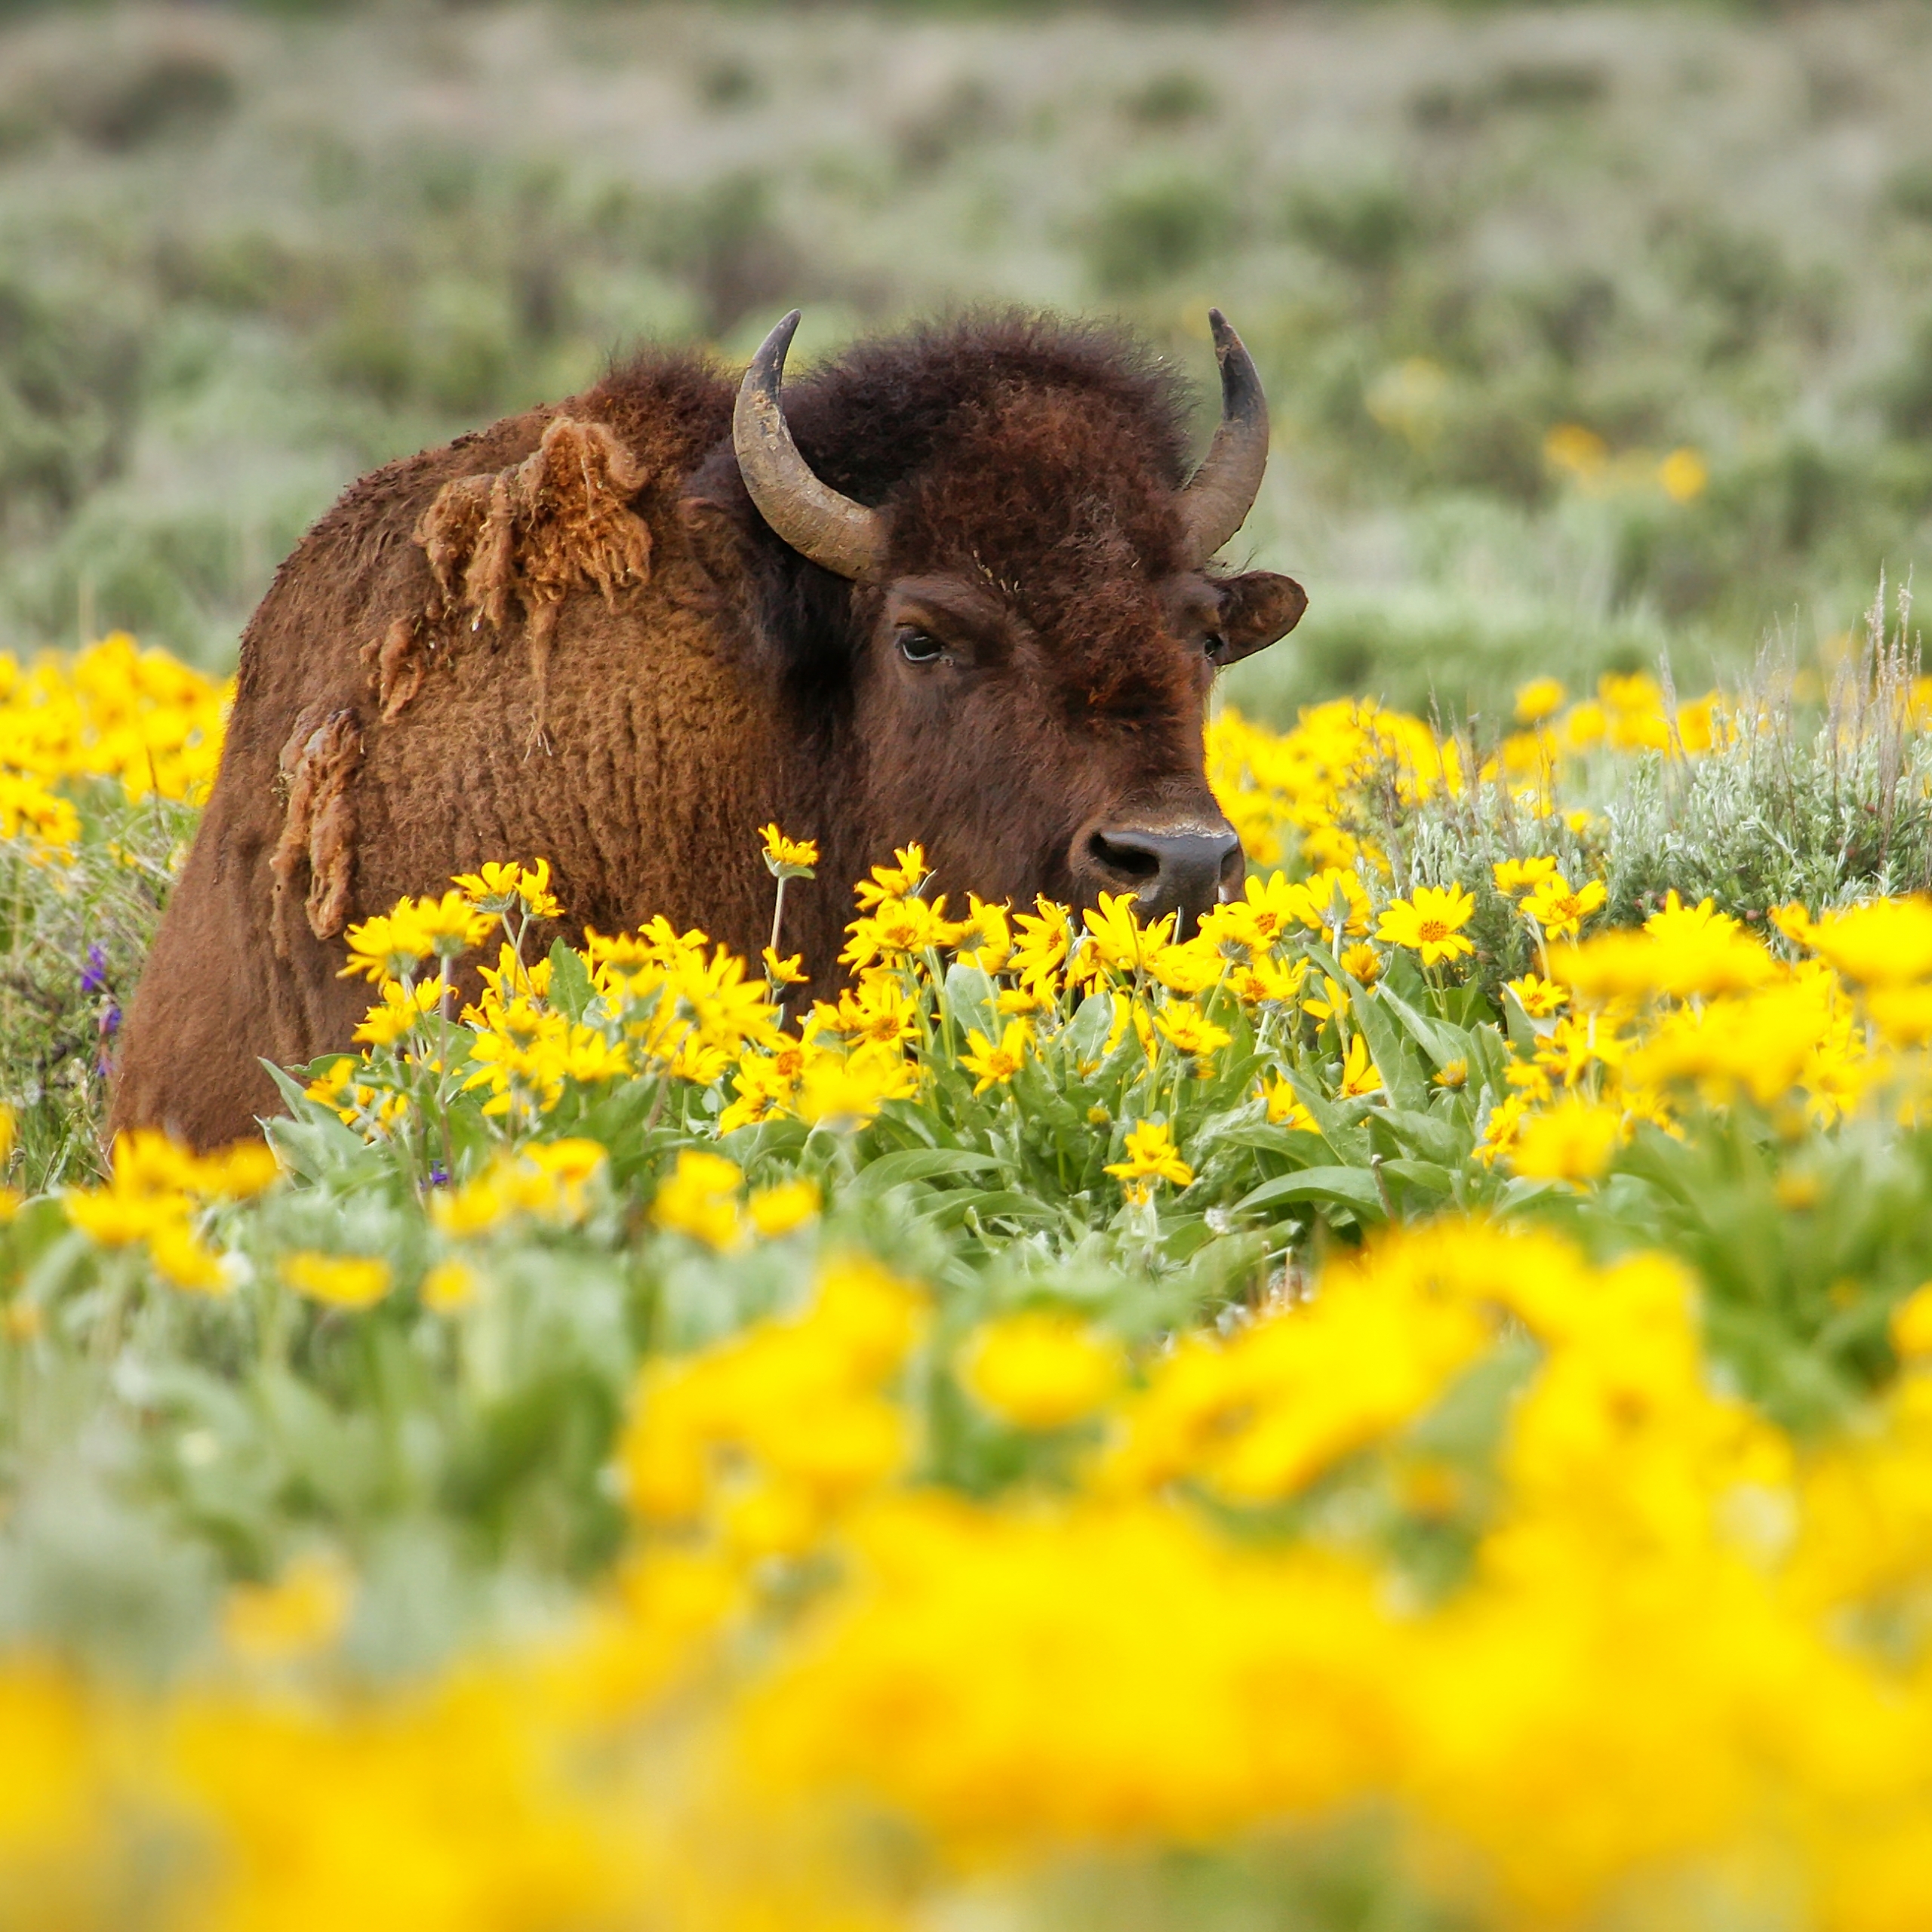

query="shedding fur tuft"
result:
[411,417,654,747]
[360,614,429,721]
[271,708,364,950]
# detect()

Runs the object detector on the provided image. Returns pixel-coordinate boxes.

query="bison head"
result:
[709,309,1306,936]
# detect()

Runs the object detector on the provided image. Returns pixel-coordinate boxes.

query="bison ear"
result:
[1215,571,1307,665]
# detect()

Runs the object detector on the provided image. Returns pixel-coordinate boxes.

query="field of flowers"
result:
[14,614,1932,1927]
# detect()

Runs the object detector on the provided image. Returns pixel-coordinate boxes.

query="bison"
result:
[112,309,1307,1147]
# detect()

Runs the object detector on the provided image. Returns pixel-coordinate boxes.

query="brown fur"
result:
[112,317,1305,1147]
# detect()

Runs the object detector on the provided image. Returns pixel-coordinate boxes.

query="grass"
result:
[1,2,1930,721]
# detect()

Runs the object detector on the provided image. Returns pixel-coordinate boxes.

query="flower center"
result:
[1418,919,1448,943]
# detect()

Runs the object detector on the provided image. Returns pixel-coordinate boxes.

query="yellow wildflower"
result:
[749,1177,821,1238]
[1338,1032,1383,1099]
[653,1150,744,1251]
[1521,872,1607,942]
[961,1020,1031,1096]
[1105,1121,1192,1190]
[1377,883,1476,968]
[759,824,820,877]
[1506,974,1570,1017]
[279,1251,392,1309]
[1511,1098,1624,1184]
[1493,855,1559,895]
[1513,677,1566,724]
[958,1312,1124,1431]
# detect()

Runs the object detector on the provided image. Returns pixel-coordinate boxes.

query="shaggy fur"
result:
[113,314,1305,1146]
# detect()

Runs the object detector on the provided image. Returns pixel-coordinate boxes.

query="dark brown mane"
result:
[663,312,1198,712]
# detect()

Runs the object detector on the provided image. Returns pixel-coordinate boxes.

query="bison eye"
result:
[1202,632,1229,665]
[897,628,946,665]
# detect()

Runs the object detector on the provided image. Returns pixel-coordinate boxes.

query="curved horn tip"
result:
[751,309,804,379]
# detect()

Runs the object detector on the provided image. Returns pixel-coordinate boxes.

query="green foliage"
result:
[0,4,1928,690]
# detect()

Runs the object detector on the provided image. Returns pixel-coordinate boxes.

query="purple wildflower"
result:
[79,943,109,997]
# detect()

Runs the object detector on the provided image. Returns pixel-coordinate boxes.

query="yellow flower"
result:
[338,911,433,984]
[759,824,819,878]
[223,1553,352,1663]
[1152,1003,1232,1065]
[1509,1098,1624,1183]
[1658,445,1708,503]
[148,1221,227,1294]
[1082,891,1174,971]
[352,977,447,1046]
[1377,883,1476,968]
[1513,678,1566,724]
[1304,973,1350,1026]
[1338,1032,1383,1098]
[420,1260,477,1312]
[1892,1282,1932,1360]
[1493,855,1559,895]
[749,1177,821,1238]
[961,1020,1031,1096]
[840,893,964,970]
[1105,1120,1193,1189]
[958,1311,1124,1431]
[451,857,562,920]
[761,947,809,986]
[653,1150,744,1251]
[1506,974,1570,1017]
[1338,941,1382,984]
[279,1251,392,1309]
[1803,897,1932,988]
[1474,1091,1531,1164]
[853,843,927,908]
[955,895,1013,973]
[1433,1059,1468,1089]
[1260,1074,1318,1131]
[1520,872,1607,942]
[408,889,497,958]
[792,1044,917,1129]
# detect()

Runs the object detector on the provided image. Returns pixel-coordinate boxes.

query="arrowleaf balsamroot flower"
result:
[1520,871,1608,942]
[1152,1002,1232,1066]
[1377,883,1476,967]
[278,1251,392,1308]
[748,1177,820,1238]
[960,1020,1031,1095]
[1798,895,1932,988]
[1493,854,1559,895]
[959,1311,1124,1431]
[1339,1032,1383,1097]
[1105,1119,1192,1191]
[653,1150,746,1251]
[759,824,820,878]
[1509,1097,1624,1183]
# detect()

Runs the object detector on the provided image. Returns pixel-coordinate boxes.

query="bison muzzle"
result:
[114,308,1307,1146]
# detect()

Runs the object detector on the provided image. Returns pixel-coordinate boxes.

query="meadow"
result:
[14,2,1932,1927]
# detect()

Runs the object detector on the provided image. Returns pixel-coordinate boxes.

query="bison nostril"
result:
[1083,823,1242,924]
[1088,829,1162,882]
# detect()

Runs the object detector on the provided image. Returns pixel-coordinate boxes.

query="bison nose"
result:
[1084,823,1244,930]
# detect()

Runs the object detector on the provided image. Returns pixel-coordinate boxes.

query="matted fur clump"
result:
[400,415,655,737]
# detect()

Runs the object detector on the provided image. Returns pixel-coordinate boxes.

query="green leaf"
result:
[1375,983,1470,1073]
[846,1146,1003,1198]
[1379,1109,1467,1167]
[547,939,595,1021]
[1380,1157,1456,1198]
[923,1188,1062,1231]
[1351,986,1429,1113]
[1065,991,1115,1066]
[1237,1165,1387,1223]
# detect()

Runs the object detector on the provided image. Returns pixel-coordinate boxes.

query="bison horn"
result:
[734,310,885,581]
[1178,309,1270,565]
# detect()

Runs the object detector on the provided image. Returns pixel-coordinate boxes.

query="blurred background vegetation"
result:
[1,0,1928,724]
